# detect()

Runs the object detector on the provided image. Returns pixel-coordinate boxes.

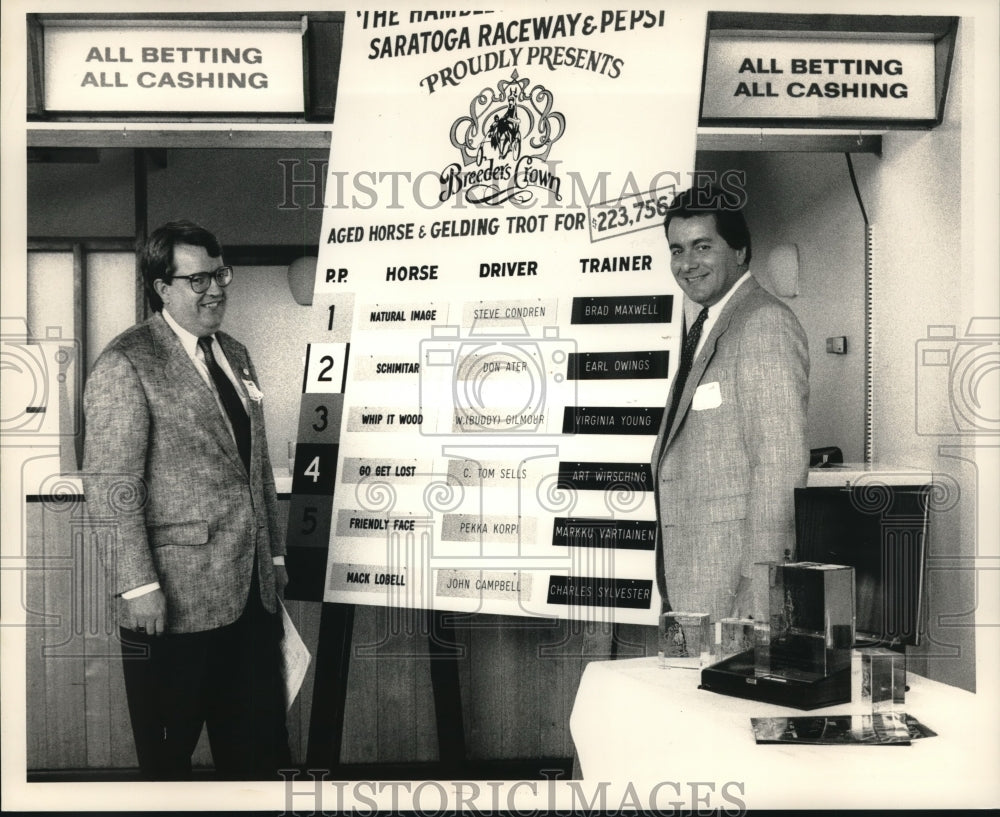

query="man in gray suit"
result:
[651,187,809,622]
[83,221,289,779]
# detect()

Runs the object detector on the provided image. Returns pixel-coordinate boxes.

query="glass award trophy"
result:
[700,562,856,709]
[658,612,712,668]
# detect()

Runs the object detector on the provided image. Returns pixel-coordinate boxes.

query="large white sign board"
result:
[291,5,709,624]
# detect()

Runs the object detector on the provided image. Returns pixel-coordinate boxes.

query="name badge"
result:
[242,379,264,402]
[691,381,722,411]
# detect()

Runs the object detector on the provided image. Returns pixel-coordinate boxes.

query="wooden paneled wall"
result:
[24,498,658,772]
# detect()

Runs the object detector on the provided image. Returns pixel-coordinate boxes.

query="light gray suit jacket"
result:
[651,277,809,621]
[82,312,284,634]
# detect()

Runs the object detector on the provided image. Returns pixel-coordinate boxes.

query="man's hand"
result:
[125,588,167,636]
[275,564,289,600]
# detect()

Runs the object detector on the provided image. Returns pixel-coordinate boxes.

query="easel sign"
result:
[284,3,708,626]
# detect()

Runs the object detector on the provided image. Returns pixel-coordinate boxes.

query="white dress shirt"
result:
[682,270,753,360]
[161,307,248,418]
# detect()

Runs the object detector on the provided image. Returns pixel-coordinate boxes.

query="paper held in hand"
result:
[279,600,311,710]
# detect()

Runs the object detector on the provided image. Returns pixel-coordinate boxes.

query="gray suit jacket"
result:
[82,312,284,634]
[650,277,809,621]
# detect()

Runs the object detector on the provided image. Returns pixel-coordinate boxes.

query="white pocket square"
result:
[692,381,722,411]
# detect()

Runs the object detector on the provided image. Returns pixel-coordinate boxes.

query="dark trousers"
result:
[120,570,290,781]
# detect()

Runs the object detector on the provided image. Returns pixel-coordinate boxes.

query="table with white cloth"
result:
[569,657,998,809]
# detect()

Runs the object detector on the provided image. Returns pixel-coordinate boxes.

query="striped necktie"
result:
[664,306,709,435]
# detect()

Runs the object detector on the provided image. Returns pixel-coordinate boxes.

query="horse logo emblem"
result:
[441,70,566,206]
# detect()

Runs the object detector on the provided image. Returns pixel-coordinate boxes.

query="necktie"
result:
[656,305,709,609]
[197,336,251,471]
[664,306,709,436]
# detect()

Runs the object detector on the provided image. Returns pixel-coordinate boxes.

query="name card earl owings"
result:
[702,35,936,122]
[43,21,305,113]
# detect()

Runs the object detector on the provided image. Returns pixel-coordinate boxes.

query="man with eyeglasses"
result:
[83,220,289,780]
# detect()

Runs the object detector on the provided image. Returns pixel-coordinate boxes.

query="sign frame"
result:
[27,11,344,122]
[698,12,958,129]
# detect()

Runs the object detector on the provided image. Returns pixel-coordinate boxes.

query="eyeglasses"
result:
[171,266,234,294]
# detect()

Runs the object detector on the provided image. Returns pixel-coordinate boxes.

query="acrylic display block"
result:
[658,612,712,668]
[755,561,855,682]
[851,646,906,713]
[718,617,756,657]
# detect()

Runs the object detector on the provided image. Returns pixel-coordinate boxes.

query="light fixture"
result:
[287,256,317,305]
[766,244,799,297]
